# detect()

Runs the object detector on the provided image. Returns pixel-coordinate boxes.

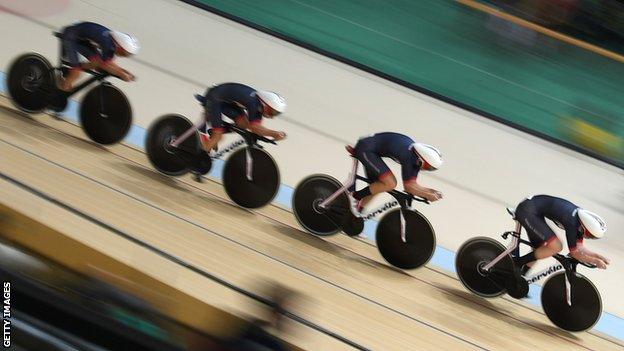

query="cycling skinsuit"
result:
[199,83,263,133]
[61,22,116,69]
[353,132,421,182]
[515,195,584,251]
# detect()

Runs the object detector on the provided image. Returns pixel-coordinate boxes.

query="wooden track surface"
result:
[0,98,622,350]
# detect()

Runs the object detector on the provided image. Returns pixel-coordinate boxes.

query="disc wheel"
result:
[541,272,602,332]
[292,174,348,236]
[455,237,514,297]
[376,209,435,269]
[7,53,55,114]
[223,147,280,209]
[80,84,132,144]
[145,114,200,176]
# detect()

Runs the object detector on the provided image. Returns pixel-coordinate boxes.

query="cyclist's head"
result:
[111,31,140,56]
[413,143,443,171]
[257,90,286,118]
[578,209,606,239]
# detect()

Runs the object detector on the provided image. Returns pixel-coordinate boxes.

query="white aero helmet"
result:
[111,31,140,55]
[578,209,606,239]
[256,90,286,115]
[413,143,443,171]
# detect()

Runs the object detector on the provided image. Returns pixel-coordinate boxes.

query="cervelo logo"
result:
[213,139,246,159]
[526,264,564,284]
[362,200,400,221]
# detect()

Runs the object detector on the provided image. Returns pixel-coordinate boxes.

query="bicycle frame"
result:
[63,72,109,99]
[482,222,585,306]
[169,118,268,181]
[318,158,358,208]
[524,263,564,284]
[482,221,522,272]
[318,158,426,241]
[55,31,112,99]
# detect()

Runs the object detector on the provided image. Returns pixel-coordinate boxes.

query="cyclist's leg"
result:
[360,155,395,192]
[353,144,396,206]
[59,27,81,91]
[200,100,224,152]
[515,203,561,268]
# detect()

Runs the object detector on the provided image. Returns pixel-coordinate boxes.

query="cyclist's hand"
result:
[428,190,443,202]
[273,131,287,141]
[596,254,610,265]
[120,70,135,82]
[592,258,607,269]
[427,192,442,202]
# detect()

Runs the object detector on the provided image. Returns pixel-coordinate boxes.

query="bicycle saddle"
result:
[345,145,355,156]
[194,94,206,106]
[506,207,516,219]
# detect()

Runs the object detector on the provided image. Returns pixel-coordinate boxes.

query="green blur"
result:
[198,0,624,166]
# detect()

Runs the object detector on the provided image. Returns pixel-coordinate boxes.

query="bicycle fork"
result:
[245,148,253,181]
[319,158,411,241]
[399,208,407,242]
[563,261,575,306]
[98,82,109,118]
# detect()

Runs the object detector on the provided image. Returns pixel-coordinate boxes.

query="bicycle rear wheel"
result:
[292,174,347,236]
[455,237,513,297]
[146,114,199,176]
[7,53,54,114]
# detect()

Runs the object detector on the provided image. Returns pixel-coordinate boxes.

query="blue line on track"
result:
[0,70,621,341]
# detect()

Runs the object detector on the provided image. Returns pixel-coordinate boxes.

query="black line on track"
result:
[0,4,616,346]
[175,0,622,170]
[0,87,616,348]
[2,113,617,349]
[0,159,369,351]
[0,138,489,351]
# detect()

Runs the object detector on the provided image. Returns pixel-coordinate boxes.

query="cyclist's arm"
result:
[569,245,608,268]
[234,115,250,129]
[100,60,132,81]
[583,249,610,264]
[404,180,442,202]
[80,60,100,70]
[249,122,285,140]
[401,162,442,202]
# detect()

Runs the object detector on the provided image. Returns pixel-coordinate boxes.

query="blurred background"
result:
[0,239,300,351]
[202,0,624,167]
[1,0,623,350]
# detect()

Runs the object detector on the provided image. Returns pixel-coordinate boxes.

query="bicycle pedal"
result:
[340,214,364,237]
[192,172,203,183]
[505,275,529,299]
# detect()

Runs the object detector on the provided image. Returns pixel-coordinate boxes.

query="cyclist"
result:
[347,132,443,216]
[58,21,139,92]
[506,195,609,298]
[513,195,609,272]
[194,83,287,154]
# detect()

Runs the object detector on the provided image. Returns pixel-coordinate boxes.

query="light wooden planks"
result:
[0,101,621,350]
